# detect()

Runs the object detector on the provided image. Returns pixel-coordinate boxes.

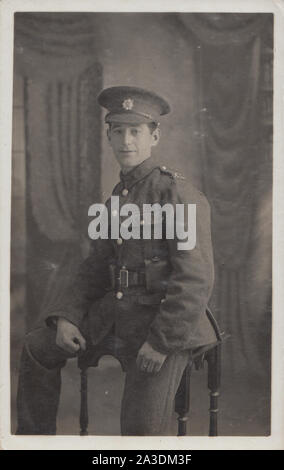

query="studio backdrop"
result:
[11,12,273,434]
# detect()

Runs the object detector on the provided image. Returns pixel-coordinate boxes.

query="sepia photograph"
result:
[1,0,283,451]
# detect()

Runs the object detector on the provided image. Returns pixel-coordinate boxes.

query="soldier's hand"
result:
[56,317,86,354]
[136,341,167,374]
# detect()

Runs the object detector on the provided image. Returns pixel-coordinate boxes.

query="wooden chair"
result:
[174,340,222,436]
[78,308,227,436]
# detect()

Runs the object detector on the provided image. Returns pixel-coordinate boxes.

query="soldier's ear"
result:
[151,127,161,147]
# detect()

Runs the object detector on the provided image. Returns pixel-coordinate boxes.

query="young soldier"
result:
[17,86,218,435]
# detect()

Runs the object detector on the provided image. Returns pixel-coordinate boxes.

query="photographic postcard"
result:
[0,0,284,451]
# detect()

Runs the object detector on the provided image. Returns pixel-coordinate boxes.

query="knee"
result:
[25,327,48,348]
[24,327,66,370]
[24,327,53,357]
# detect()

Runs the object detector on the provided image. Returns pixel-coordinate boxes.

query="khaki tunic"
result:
[45,155,217,354]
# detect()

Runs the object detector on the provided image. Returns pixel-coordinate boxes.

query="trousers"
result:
[16,326,191,436]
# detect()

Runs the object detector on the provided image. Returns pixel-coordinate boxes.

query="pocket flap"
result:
[137,293,165,305]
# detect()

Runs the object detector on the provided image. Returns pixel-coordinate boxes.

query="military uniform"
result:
[16,87,218,436]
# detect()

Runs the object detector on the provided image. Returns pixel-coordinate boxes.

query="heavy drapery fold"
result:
[26,64,102,242]
[180,13,272,375]
[16,13,104,324]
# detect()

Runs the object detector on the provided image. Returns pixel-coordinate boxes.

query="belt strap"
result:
[109,265,146,289]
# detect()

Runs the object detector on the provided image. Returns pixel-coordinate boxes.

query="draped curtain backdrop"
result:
[15,14,103,329]
[14,13,272,380]
[178,14,273,377]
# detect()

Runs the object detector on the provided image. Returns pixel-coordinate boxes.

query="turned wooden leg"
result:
[80,368,89,436]
[206,344,221,436]
[175,362,192,436]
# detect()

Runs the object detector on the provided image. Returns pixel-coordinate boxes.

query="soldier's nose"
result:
[123,129,132,146]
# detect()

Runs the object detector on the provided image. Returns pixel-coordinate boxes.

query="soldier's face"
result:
[107,123,160,171]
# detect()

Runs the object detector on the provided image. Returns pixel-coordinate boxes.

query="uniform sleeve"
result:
[146,180,215,354]
[44,238,113,329]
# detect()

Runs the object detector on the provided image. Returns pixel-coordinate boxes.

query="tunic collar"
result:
[119,155,158,189]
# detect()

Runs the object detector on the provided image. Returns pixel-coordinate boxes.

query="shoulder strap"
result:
[159,165,186,181]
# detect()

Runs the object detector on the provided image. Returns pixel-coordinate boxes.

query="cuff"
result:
[145,332,172,355]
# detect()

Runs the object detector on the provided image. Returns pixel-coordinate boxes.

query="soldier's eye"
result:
[131,129,138,136]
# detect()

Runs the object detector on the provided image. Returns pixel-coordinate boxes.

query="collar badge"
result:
[122,98,134,110]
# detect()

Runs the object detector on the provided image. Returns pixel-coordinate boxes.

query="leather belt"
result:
[109,265,146,290]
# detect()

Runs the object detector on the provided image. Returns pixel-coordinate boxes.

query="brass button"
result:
[161,298,166,304]
[116,291,123,300]
[112,209,118,216]
[117,238,123,245]
[161,165,167,171]
[140,219,145,225]
[122,188,128,196]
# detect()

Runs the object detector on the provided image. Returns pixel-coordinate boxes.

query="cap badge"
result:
[122,98,134,110]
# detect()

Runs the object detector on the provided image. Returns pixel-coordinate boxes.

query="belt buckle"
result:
[119,268,129,288]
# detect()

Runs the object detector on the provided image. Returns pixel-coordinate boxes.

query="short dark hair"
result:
[108,122,159,134]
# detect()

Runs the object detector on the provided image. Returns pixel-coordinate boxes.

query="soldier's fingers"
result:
[136,355,147,371]
[56,339,78,354]
[64,338,80,353]
[141,361,150,373]
[147,362,155,374]
[136,353,144,369]
[74,333,86,351]
[56,336,68,351]
[152,362,162,374]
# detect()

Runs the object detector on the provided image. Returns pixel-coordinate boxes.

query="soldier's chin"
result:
[118,153,137,164]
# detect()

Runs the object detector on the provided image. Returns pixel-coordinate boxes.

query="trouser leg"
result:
[120,350,191,436]
[16,327,75,435]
